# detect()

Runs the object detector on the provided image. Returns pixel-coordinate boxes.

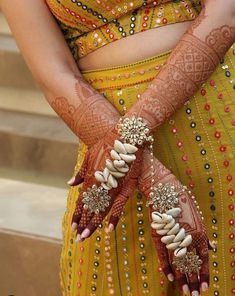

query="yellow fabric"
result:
[45,0,202,59]
[60,46,235,296]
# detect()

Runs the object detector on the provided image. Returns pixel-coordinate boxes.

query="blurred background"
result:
[0,9,78,296]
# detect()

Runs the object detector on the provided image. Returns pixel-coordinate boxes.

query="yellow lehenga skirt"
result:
[60,46,235,296]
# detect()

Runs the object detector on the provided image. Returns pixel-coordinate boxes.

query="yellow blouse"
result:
[45,0,202,60]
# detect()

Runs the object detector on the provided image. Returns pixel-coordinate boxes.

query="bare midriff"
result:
[77,21,192,71]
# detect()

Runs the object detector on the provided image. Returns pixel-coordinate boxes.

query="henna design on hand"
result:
[138,149,211,294]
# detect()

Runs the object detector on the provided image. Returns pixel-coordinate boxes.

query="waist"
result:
[46,0,201,61]
[77,21,192,71]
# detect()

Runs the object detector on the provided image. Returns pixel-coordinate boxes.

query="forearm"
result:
[126,0,235,132]
[0,0,119,147]
[42,73,119,146]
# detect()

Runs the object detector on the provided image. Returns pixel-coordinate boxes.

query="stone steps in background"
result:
[0,11,77,295]
[0,109,78,180]
[0,177,68,296]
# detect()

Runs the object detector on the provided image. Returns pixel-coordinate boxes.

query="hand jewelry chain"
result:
[81,99,206,279]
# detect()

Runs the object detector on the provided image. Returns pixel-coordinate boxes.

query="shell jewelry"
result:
[83,116,153,214]
[149,182,203,276]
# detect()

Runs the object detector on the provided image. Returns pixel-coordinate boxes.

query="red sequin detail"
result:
[227,175,233,182]
[177,141,183,147]
[182,155,188,161]
[232,119,235,126]
[214,131,221,138]
[228,189,234,196]
[224,160,230,167]
[229,219,235,225]
[172,128,177,134]
[210,80,216,87]
[232,274,235,280]
[232,288,235,294]
[79,258,84,264]
[204,103,210,111]
[186,168,192,175]
[200,88,206,96]
[220,145,226,152]
[77,282,82,288]
[224,106,230,113]
[230,233,235,240]
[229,204,234,211]
[217,92,224,99]
[231,261,235,267]
[162,18,168,24]
[209,118,215,125]
[230,247,235,254]
[189,182,195,188]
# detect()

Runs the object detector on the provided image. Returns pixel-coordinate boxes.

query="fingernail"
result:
[167,273,174,282]
[81,228,90,239]
[71,222,77,231]
[75,234,82,243]
[107,224,114,233]
[67,176,75,185]
[201,282,208,292]
[182,284,189,295]
[191,291,199,296]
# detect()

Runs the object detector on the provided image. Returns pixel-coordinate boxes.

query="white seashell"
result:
[166,241,181,250]
[167,223,180,235]
[107,174,118,188]
[166,208,182,218]
[174,247,187,258]
[103,167,110,182]
[162,214,173,223]
[106,159,117,172]
[101,183,112,191]
[94,171,105,183]
[109,171,126,178]
[164,218,175,229]
[123,143,138,154]
[157,229,169,235]
[110,150,121,160]
[119,153,136,163]
[116,165,129,173]
[151,212,163,223]
[151,222,165,230]
[179,234,192,247]
[173,228,186,243]
[161,235,175,244]
[113,160,126,168]
[114,140,127,154]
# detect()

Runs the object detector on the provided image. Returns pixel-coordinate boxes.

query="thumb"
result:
[67,152,89,186]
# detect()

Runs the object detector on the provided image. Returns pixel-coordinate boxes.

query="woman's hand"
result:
[138,149,213,296]
[70,126,144,241]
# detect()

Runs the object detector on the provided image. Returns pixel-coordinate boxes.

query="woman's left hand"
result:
[138,149,213,296]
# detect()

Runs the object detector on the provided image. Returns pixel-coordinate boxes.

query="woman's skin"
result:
[1,1,234,295]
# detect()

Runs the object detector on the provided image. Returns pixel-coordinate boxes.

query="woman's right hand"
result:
[138,148,213,296]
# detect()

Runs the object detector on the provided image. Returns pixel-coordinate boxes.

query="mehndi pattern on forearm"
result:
[51,75,119,146]
[126,14,235,132]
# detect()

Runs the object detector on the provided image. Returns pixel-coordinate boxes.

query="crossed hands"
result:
[69,125,213,296]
